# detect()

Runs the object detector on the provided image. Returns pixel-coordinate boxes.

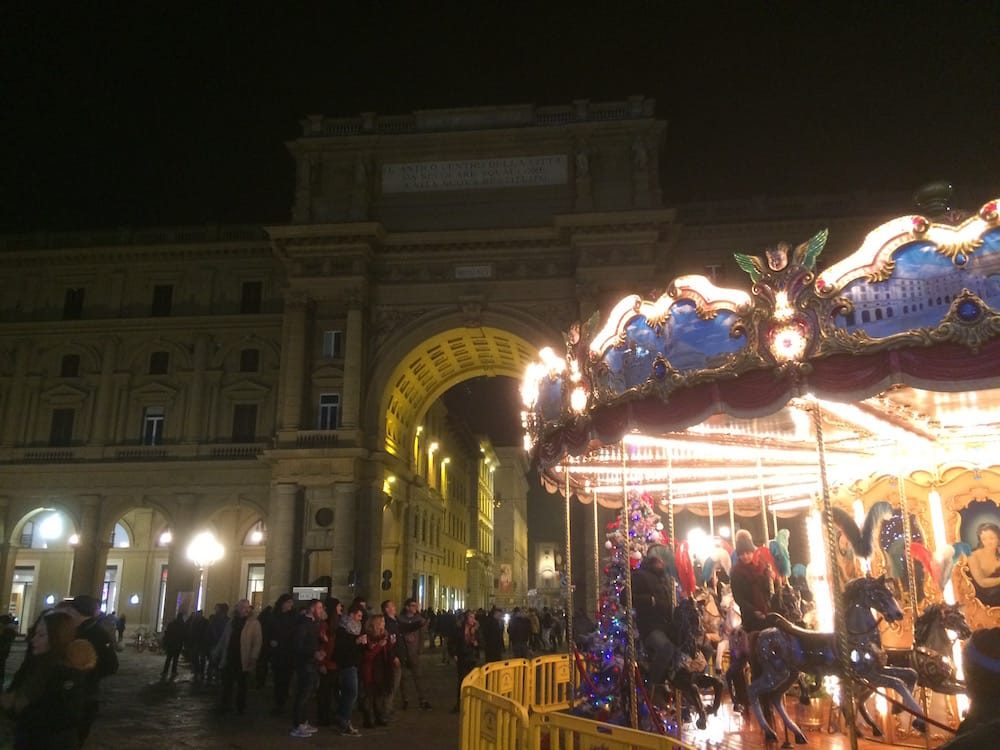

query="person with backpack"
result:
[56,594,118,745]
[160,611,187,680]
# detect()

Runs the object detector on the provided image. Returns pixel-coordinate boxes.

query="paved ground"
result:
[3,640,463,750]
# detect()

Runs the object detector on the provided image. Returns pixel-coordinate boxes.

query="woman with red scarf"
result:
[359,614,396,728]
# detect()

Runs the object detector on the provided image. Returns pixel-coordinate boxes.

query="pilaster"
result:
[264,482,300,604]
[276,292,310,441]
[339,303,364,429]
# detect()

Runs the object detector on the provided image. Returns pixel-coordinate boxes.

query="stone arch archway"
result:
[367,307,556,462]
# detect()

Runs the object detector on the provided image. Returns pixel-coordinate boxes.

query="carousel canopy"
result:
[521,198,1000,509]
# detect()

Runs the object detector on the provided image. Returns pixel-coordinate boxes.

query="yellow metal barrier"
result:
[471,658,531,706]
[460,653,697,750]
[530,653,576,712]
[531,711,694,750]
[460,684,529,750]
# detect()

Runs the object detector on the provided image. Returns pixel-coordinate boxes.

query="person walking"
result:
[451,611,479,713]
[507,607,531,658]
[215,599,262,715]
[56,594,118,745]
[289,600,323,739]
[1,610,97,749]
[482,607,505,663]
[397,598,431,710]
[204,602,229,685]
[114,613,126,645]
[160,611,187,681]
[186,610,209,681]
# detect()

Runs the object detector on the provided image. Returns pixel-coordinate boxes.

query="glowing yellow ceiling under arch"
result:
[382,327,538,458]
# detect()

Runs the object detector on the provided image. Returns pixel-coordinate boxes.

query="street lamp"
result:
[186,531,224,612]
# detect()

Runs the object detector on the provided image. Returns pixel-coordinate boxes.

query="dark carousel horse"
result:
[748,575,923,745]
[664,597,725,730]
[852,602,971,737]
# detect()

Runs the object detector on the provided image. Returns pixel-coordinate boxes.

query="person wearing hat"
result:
[939,627,1000,749]
[730,530,773,632]
[728,530,774,711]
[632,544,686,686]
[56,594,118,743]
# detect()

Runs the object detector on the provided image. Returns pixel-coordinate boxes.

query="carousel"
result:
[519,194,1000,749]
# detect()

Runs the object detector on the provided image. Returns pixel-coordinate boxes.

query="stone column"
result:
[89,338,118,445]
[331,483,358,600]
[1,342,28,447]
[183,334,210,442]
[0,496,14,612]
[356,481,386,602]
[163,495,197,622]
[264,482,299,604]
[340,303,364,429]
[276,293,309,442]
[70,495,104,595]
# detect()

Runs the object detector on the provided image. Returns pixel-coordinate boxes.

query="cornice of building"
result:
[294,97,660,140]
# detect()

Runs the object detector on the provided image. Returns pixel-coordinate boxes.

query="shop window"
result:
[232,403,258,443]
[240,281,262,314]
[49,408,75,446]
[318,393,340,430]
[149,351,169,375]
[151,284,173,316]
[239,348,260,373]
[60,354,80,378]
[142,406,165,445]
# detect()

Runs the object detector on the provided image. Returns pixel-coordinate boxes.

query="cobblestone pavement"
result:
[5,641,463,750]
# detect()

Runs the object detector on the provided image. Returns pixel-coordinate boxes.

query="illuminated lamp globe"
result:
[570,387,588,413]
[39,514,63,541]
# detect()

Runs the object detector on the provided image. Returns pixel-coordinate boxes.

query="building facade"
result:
[0,97,909,629]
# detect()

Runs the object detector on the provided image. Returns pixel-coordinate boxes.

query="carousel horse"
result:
[851,602,971,737]
[665,596,725,730]
[747,575,923,745]
[694,584,723,665]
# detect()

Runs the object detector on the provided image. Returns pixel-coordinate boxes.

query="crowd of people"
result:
[140,594,567,739]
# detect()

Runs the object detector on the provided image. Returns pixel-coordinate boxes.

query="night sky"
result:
[2,5,997,233]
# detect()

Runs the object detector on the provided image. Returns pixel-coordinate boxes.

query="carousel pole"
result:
[667,446,682,741]
[812,399,859,750]
[708,493,715,537]
[564,462,575,700]
[620,440,639,730]
[757,454,770,542]
[896,472,930,750]
[592,485,600,620]
[727,484,737,542]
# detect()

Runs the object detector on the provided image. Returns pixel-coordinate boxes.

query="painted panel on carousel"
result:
[590,280,751,397]
[822,215,1000,339]
[958,498,1000,608]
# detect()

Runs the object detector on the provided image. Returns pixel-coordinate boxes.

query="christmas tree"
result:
[573,489,673,730]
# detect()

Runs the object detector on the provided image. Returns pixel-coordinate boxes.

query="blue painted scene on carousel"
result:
[834,227,1000,337]
[601,302,746,394]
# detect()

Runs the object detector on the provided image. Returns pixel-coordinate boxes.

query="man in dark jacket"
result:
[631,545,684,685]
[507,607,532,658]
[289,599,324,738]
[205,602,229,684]
[267,593,297,714]
[57,594,118,744]
[160,611,187,680]
[482,607,505,662]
